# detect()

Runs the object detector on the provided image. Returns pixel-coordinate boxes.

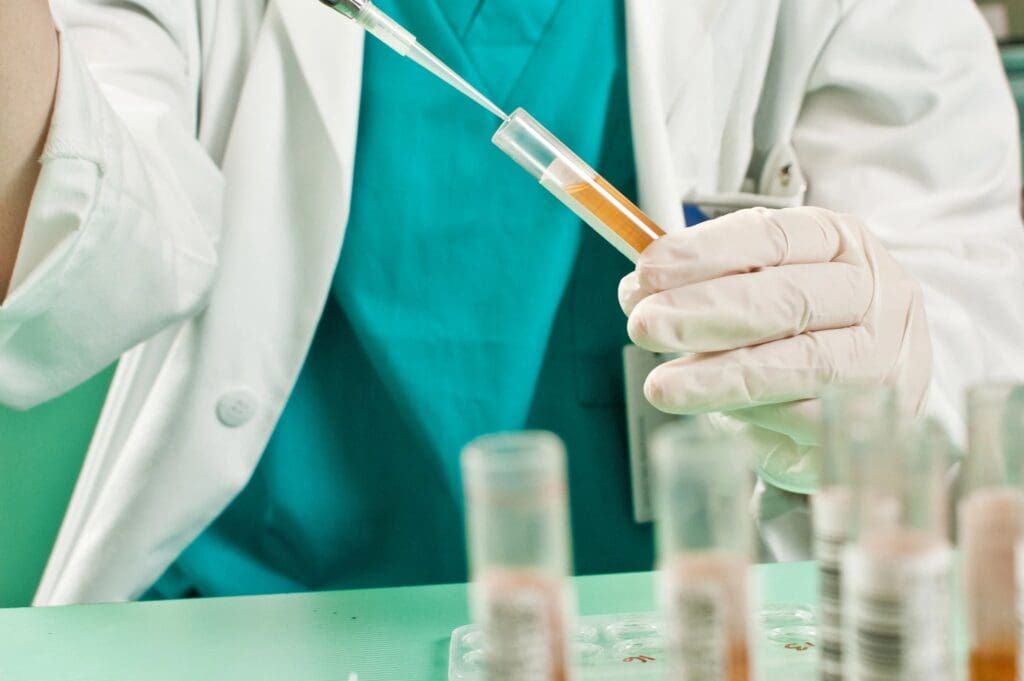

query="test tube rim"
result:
[967,381,1024,413]
[819,382,898,487]
[461,430,567,482]
[492,108,596,183]
[650,419,753,559]
[965,381,1024,491]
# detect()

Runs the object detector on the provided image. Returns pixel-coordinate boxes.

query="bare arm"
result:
[0,1,59,300]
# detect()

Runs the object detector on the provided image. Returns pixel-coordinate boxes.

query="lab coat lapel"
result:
[625,0,775,229]
[275,0,365,171]
[625,0,721,232]
[37,3,368,606]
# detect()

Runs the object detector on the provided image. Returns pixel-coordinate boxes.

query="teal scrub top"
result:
[151,0,650,598]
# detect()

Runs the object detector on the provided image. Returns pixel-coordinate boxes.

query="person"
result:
[2,0,1023,606]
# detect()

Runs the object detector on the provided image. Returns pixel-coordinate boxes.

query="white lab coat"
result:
[3,0,1022,605]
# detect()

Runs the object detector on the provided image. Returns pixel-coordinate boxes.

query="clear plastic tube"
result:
[813,385,897,681]
[461,431,575,681]
[493,109,666,262]
[961,384,1024,681]
[651,419,753,681]
[843,419,954,681]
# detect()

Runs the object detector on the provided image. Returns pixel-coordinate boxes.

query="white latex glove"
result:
[619,207,932,493]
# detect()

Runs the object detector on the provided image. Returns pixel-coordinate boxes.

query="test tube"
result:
[960,384,1024,681]
[493,109,666,262]
[651,419,753,681]
[461,431,575,681]
[842,420,954,681]
[813,385,897,681]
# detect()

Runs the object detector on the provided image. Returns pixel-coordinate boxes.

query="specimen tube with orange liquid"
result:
[651,419,753,681]
[842,420,954,681]
[813,385,897,681]
[461,431,576,681]
[960,384,1024,681]
[493,108,666,262]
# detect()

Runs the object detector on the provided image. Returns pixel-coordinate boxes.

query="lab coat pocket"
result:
[686,143,808,217]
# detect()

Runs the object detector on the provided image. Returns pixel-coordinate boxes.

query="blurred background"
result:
[0,367,113,606]
[979,0,1024,40]
[2,2,1024,609]
[981,0,1024,179]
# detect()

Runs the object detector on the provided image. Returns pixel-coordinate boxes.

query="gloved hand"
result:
[619,207,932,493]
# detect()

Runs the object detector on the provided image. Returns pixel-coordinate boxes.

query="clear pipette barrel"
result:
[651,419,754,681]
[493,109,666,262]
[961,383,1024,681]
[461,431,576,681]
[320,0,507,120]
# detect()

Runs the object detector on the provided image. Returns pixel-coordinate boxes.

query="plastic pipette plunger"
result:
[320,0,507,120]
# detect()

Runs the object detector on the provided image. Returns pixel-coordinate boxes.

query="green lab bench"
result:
[0,561,964,680]
[0,562,809,680]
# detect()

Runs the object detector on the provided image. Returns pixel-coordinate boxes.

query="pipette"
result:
[319,0,667,261]
[319,0,507,120]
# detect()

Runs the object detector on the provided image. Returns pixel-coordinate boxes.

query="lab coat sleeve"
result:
[0,2,221,410]
[792,0,1024,445]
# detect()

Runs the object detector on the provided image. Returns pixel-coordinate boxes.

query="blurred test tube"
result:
[842,419,954,681]
[461,431,576,681]
[652,419,754,681]
[813,385,897,681]
[961,383,1024,681]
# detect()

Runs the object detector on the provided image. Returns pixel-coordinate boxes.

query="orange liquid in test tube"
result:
[969,648,1016,681]
[565,176,665,256]
[494,109,666,261]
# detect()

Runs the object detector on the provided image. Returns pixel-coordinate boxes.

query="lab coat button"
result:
[216,390,258,427]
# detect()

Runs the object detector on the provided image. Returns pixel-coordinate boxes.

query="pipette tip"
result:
[483,102,510,121]
[324,0,508,120]
[407,43,508,120]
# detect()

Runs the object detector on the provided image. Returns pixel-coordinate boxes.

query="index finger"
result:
[637,207,854,293]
